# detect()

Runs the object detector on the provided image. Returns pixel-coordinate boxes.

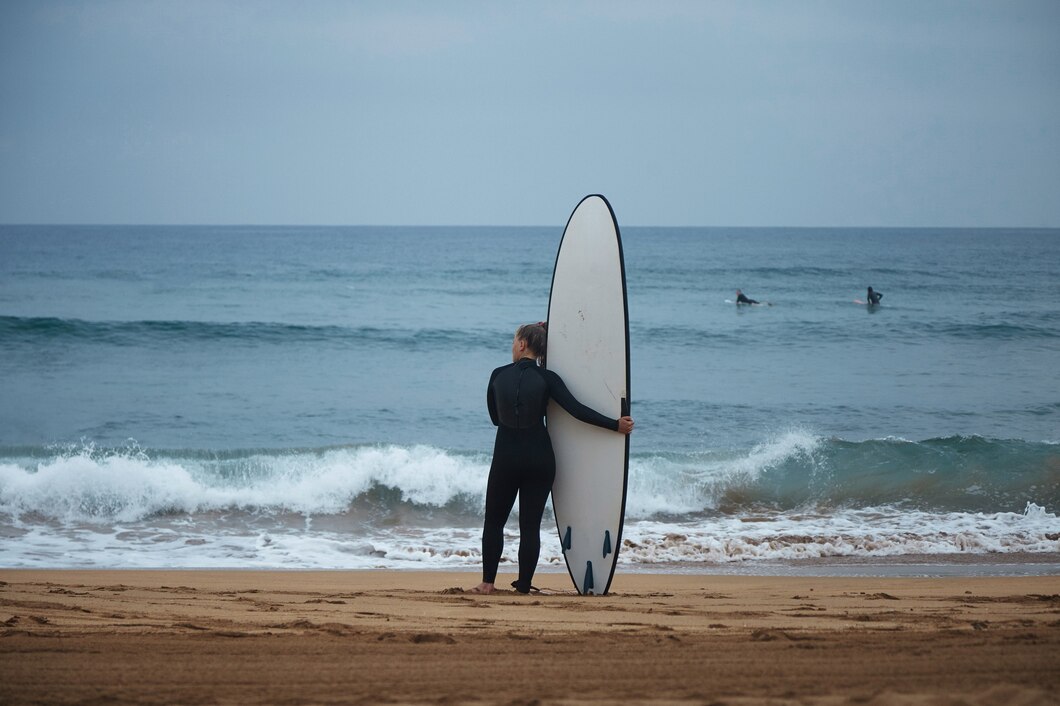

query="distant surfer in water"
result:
[867,287,883,305]
[470,322,634,595]
[735,289,759,305]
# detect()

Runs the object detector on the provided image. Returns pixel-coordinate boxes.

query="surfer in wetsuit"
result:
[867,287,883,305]
[735,289,759,305]
[470,322,634,595]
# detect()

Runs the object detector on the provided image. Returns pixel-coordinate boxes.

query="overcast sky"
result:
[1,1,1058,226]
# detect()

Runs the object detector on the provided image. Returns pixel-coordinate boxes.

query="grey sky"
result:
[1,1,1058,226]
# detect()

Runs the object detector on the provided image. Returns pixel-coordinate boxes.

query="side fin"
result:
[562,526,572,551]
[602,530,612,557]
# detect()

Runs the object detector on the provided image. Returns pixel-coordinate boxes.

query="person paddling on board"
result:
[867,287,883,305]
[735,289,759,305]
[470,322,634,596]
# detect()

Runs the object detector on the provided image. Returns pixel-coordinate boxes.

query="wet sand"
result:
[1,569,1058,705]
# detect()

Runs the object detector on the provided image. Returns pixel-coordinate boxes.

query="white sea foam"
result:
[0,451,201,523]
[616,503,1060,564]
[0,444,489,523]
[0,433,825,523]
[2,502,1056,570]
[2,436,1058,569]
[624,429,823,516]
[732,429,823,479]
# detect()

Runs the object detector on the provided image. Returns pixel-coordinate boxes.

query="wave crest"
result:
[0,315,498,349]
[0,443,488,523]
[1,432,1057,524]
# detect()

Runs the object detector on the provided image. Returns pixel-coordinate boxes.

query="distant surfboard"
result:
[546,195,630,596]
[727,299,772,306]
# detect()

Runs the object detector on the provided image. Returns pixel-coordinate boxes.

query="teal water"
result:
[1,225,1057,568]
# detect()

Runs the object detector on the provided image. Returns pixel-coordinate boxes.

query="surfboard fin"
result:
[562,526,572,551]
[583,561,594,594]
[602,530,612,557]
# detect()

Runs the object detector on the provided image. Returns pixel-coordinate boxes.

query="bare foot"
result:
[468,582,495,595]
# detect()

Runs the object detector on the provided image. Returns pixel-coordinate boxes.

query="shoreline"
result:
[6,551,1059,577]
[2,569,1058,705]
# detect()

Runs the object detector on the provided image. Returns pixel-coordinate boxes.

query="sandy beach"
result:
[1,569,1058,705]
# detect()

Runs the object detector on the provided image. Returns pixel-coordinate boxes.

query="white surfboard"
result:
[547,194,630,596]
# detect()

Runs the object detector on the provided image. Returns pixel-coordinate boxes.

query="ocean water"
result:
[1,224,1058,573]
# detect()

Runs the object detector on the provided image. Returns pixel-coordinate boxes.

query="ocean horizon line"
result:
[2,222,1059,231]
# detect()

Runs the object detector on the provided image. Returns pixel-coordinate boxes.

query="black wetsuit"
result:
[483,358,618,592]
[868,289,883,305]
[736,293,758,305]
